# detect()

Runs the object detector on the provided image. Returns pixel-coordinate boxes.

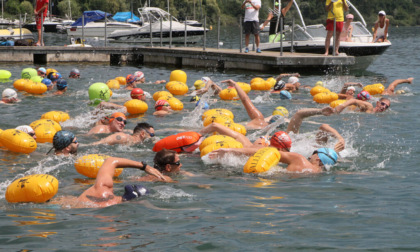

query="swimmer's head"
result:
[69,68,80,78]
[313,148,338,167]
[288,76,299,84]
[122,184,149,201]
[155,99,170,111]
[269,114,283,124]
[126,74,136,85]
[37,67,47,76]
[134,71,145,82]
[280,90,292,100]
[357,90,371,101]
[48,72,62,82]
[41,78,53,87]
[56,79,68,90]
[346,86,355,95]
[273,80,285,91]
[16,125,36,139]
[194,80,205,90]
[52,130,75,151]
[2,88,17,101]
[109,112,126,123]
[190,96,200,102]
[131,88,144,100]
[270,131,292,151]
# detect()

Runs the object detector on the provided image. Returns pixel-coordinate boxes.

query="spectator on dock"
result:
[340,14,354,42]
[372,10,389,43]
[34,0,49,46]
[324,0,349,56]
[260,0,294,43]
[242,0,262,53]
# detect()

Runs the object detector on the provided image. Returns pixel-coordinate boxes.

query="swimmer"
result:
[125,74,136,90]
[42,78,54,91]
[136,149,193,183]
[53,79,67,95]
[134,71,165,85]
[96,101,127,113]
[195,77,222,95]
[334,97,390,114]
[382,77,413,95]
[51,157,167,208]
[338,82,363,100]
[1,88,19,104]
[69,68,80,79]
[91,123,155,146]
[37,67,47,78]
[47,130,79,156]
[153,100,172,116]
[278,147,338,173]
[15,125,36,140]
[88,112,127,134]
[131,88,146,101]
[47,72,62,87]
[271,73,300,93]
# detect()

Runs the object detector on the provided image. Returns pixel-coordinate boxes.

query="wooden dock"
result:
[0,46,355,71]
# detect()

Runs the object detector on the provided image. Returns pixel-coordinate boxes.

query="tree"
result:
[57,0,81,19]
[6,0,20,15]
[19,1,33,16]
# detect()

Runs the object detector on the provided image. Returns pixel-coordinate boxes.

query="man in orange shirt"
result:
[34,0,49,46]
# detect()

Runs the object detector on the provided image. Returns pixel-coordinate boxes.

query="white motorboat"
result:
[107,7,208,44]
[66,10,140,38]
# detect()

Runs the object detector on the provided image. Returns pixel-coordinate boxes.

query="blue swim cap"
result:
[56,79,68,90]
[41,78,52,87]
[53,130,75,150]
[280,90,292,100]
[48,72,62,82]
[316,148,338,166]
[122,184,149,201]
[196,100,209,109]
[38,67,47,74]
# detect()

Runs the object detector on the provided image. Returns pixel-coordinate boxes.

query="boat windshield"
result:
[138,7,178,24]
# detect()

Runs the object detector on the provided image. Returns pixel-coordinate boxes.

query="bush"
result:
[20,1,33,16]
[6,0,20,15]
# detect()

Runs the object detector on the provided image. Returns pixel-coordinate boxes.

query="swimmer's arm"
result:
[337,93,348,99]
[199,122,253,147]
[316,124,345,152]
[334,99,372,113]
[287,107,333,134]
[208,147,259,158]
[98,101,127,113]
[275,73,300,82]
[340,82,363,94]
[90,133,129,146]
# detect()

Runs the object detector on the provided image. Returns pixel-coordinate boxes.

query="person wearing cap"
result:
[91,122,155,146]
[279,147,338,173]
[324,0,349,56]
[125,74,136,90]
[338,82,363,100]
[48,130,79,155]
[50,157,167,208]
[333,97,391,114]
[153,100,172,116]
[1,88,19,104]
[340,14,354,42]
[382,77,414,95]
[53,79,68,95]
[69,68,80,79]
[47,72,62,87]
[88,112,127,134]
[195,77,222,95]
[16,125,36,140]
[131,88,146,101]
[37,67,47,78]
[133,71,165,85]
[260,0,294,42]
[42,78,54,91]
[271,73,301,93]
[372,10,389,43]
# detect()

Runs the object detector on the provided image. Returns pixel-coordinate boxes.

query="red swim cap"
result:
[126,74,135,84]
[131,88,144,99]
[270,131,292,150]
[155,100,169,111]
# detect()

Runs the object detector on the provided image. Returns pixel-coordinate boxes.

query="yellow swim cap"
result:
[194,80,205,90]
[315,81,324,87]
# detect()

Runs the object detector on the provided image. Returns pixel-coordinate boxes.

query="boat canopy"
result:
[71,10,112,27]
[112,12,140,23]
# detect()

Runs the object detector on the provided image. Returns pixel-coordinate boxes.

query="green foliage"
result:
[6,0,20,15]
[19,1,33,15]
[57,0,81,19]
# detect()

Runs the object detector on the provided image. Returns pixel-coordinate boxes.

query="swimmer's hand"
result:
[321,107,334,116]
[334,138,345,153]
[144,165,167,181]
[221,79,237,87]
[208,148,228,159]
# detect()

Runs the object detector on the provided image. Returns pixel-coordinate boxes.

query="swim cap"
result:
[2,88,17,99]
[194,80,205,90]
[378,10,386,16]
[315,81,324,87]
[56,79,68,90]
[269,114,283,124]
[126,74,135,84]
[288,76,299,84]
[196,100,209,109]
[122,184,149,201]
[16,125,35,135]
[280,90,292,100]
[48,72,62,82]
[130,88,144,99]
[270,131,292,150]
[155,99,169,111]
[109,112,126,123]
[37,67,47,74]
[69,68,80,77]
[273,80,285,91]
[41,78,52,87]
[357,90,371,101]
[53,130,75,151]
[347,86,356,92]
[316,147,338,166]
[190,95,200,102]
[346,14,354,19]
[134,71,144,81]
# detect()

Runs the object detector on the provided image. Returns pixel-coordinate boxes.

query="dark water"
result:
[0,26,419,250]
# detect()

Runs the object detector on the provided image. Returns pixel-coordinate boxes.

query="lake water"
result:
[0,26,419,250]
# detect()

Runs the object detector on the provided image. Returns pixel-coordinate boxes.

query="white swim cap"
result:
[2,88,17,99]
[134,71,144,81]
[16,125,35,134]
[347,86,356,91]
[288,76,299,84]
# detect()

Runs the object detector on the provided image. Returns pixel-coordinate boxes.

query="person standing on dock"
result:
[34,0,49,46]
[324,0,348,56]
[242,0,262,53]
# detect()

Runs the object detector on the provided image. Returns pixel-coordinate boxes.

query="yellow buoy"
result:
[115,76,126,85]
[124,99,148,114]
[75,154,123,178]
[166,81,189,95]
[32,122,57,143]
[272,106,289,117]
[194,80,205,90]
[313,92,339,104]
[243,147,281,173]
[0,128,3,147]
[0,129,37,154]
[310,86,330,96]
[227,122,247,136]
[199,135,237,151]
[251,78,271,91]
[200,140,243,157]
[219,87,239,100]
[24,81,47,94]
[6,174,59,203]
[266,77,276,88]
[202,108,234,121]
[169,70,187,83]
[329,99,347,108]
[236,82,251,93]
[106,79,120,90]
[363,83,385,95]
[166,97,184,110]
[203,114,233,127]
[30,119,62,132]
[153,91,173,101]
[13,79,28,91]
[41,111,70,123]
